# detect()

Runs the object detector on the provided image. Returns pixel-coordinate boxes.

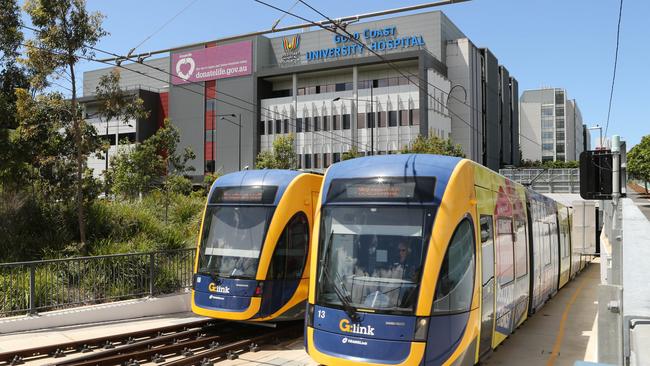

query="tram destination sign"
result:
[327,177,436,203]
[211,186,278,204]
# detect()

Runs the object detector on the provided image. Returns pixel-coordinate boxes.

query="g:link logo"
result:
[208,283,230,294]
[339,319,375,336]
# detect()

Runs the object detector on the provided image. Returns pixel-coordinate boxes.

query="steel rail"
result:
[0,319,216,364]
[51,324,226,366]
[160,323,302,366]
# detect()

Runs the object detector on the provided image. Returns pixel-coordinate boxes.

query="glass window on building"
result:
[357,113,365,129]
[366,112,374,128]
[556,143,565,153]
[398,76,410,86]
[556,131,565,141]
[388,77,400,87]
[304,117,311,132]
[557,154,565,161]
[275,120,282,134]
[336,83,348,92]
[555,90,564,104]
[410,109,420,126]
[377,78,389,88]
[258,121,265,135]
[314,116,320,132]
[542,143,554,152]
[323,116,329,131]
[388,111,397,127]
[333,152,341,163]
[541,105,554,117]
[343,114,351,129]
[555,106,564,116]
[297,88,305,96]
[283,119,289,133]
[296,118,303,133]
[378,111,387,127]
[542,156,554,162]
[556,118,565,129]
[267,120,273,135]
[306,86,316,95]
[304,154,311,169]
[326,84,336,93]
[542,131,554,140]
[400,110,409,126]
[314,154,320,169]
[332,115,340,130]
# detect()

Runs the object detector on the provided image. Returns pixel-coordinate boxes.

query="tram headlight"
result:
[306,303,315,327]
[414,317,429,341]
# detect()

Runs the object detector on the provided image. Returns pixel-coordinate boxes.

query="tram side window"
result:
[267,213,309,280]
[543,223,552,266]
[496,217,514,285]
[433,218,475,313]
[514,219,527,278]
[480,215,494,286]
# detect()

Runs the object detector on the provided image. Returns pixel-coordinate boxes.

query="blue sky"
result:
[27,0,648,148]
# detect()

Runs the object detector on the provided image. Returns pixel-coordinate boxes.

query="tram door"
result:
[475,186,496,356]
[264,213,310,315]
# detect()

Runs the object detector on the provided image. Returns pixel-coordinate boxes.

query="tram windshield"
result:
[317,206,433,314]
[198,206,273,279]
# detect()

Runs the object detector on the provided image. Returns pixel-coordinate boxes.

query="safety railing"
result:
[0,248,196,317]
[500,168,580,193]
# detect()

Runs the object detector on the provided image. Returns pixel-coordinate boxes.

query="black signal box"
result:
[580,150,613,200]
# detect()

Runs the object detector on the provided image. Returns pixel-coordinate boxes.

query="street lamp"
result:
[217,113,241,170]
[333,95,375,155]
[588,124,603,150]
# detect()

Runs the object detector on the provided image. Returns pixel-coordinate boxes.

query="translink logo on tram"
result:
[208,282,230,294]
[339,319,375,336]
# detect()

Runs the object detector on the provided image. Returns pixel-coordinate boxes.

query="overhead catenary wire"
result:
[604,0,623,137]
[296,0,542,149]
[127,0,201,57]
[18,40,374,154]
[254,0,542,150]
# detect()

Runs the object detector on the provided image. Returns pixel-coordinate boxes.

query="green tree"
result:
[401,134,466,157]
[341,146,362,161]
[23,0,107,247]
[628,135,650,193]
[109,119,195,199]
[0,0,30,188]
[255,134,297,169]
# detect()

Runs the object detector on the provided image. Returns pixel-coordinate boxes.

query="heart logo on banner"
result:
[175,57,195,81]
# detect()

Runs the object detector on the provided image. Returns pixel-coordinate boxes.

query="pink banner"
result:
[171,40,252,85]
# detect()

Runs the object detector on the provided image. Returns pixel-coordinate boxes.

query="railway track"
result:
[0,320,302,366]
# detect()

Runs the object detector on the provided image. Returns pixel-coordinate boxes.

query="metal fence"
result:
[499,168,580,193]
[0,248,196,317]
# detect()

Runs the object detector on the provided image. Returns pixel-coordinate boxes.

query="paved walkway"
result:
[627,184,650,220]
[483,260,600,366]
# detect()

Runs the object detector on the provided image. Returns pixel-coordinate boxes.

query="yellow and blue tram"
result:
[192,170,322,321]
[306,154,589,365]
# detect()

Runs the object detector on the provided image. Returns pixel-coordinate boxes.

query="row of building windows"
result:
[271,77,420,98]
[259,108,420,135]
[296,150,401,169]
[97,132,136,146]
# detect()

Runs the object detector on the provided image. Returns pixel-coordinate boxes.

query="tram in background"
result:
[305,154,592,366]
[192,170,322,321]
